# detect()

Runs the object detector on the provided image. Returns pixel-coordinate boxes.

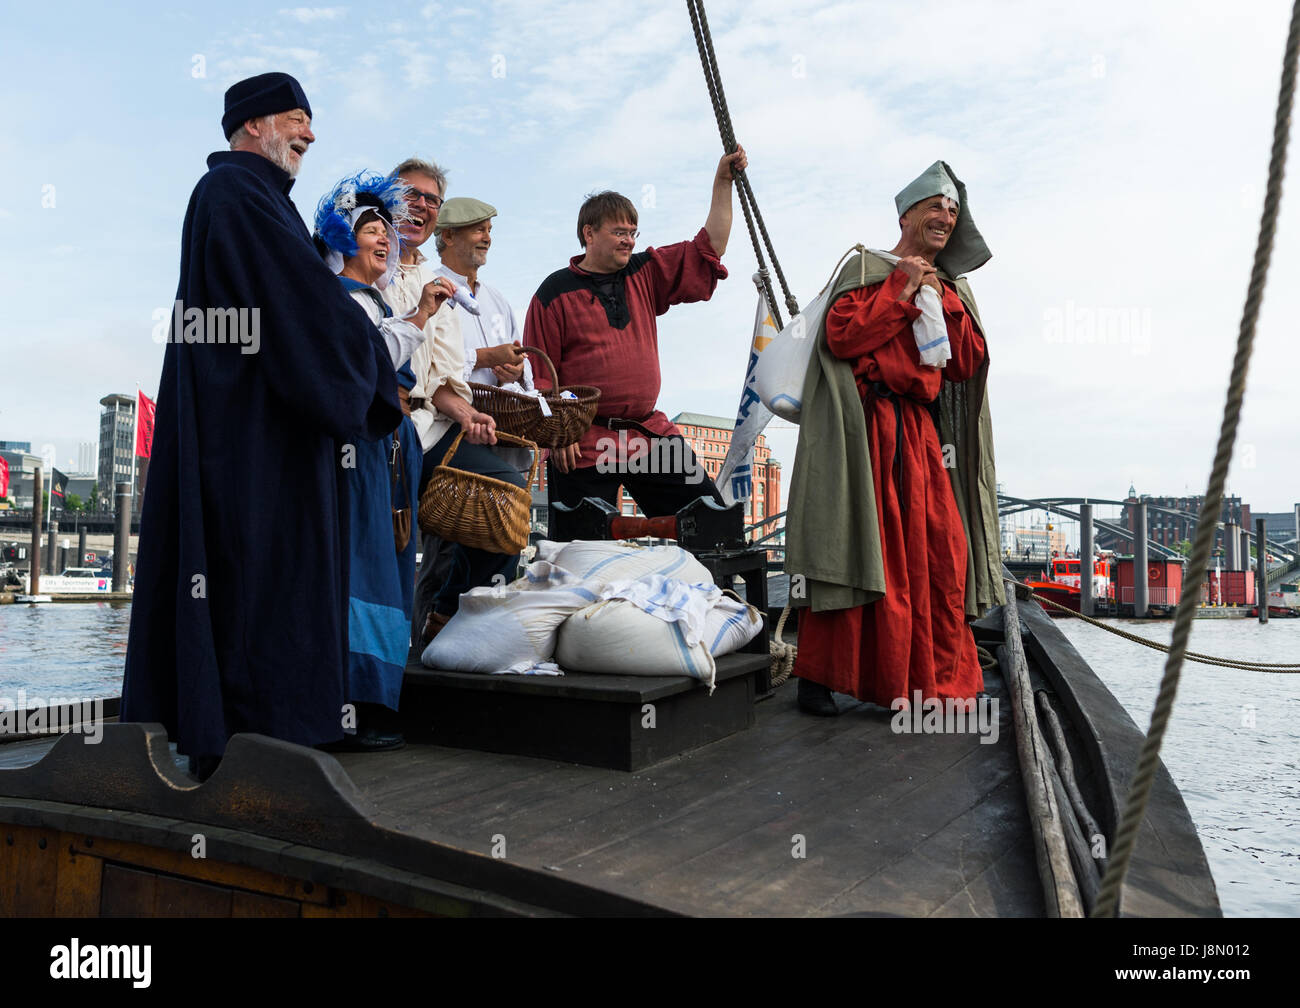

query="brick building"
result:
[1100,485,1253,554]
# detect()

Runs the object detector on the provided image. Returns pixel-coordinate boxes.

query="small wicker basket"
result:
[469,346,600,448]
[417,430,540,554]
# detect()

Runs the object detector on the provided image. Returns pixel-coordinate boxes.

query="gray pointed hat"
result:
[894,160,991,276]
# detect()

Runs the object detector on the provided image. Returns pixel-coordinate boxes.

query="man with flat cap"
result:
[122,72,405,777]
[785,161,1004,717]
[409,196,532,645]
[434,197,531,390]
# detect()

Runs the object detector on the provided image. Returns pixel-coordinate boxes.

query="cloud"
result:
[278,7,347,23]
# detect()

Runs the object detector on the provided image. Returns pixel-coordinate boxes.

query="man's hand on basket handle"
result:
[477,341,526,383]
[432,386,497,446]
[552,442,581,473]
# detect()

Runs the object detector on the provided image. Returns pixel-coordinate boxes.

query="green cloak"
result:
[784,250,1004,618]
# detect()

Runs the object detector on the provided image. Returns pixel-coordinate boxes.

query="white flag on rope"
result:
[717,277,779,506]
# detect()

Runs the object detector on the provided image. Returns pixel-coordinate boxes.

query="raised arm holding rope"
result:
[524,147,747,515]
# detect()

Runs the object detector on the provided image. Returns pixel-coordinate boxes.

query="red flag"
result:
[136,391,156,458]
[0,456,8,499]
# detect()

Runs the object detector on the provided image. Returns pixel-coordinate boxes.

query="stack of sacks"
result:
[554,574,763,692]
[421,540,764,682]
[420,560,598,674]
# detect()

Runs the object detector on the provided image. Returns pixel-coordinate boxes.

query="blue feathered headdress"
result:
[313,170,413,290]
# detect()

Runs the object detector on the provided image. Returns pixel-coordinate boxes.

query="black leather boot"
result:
[319,701,405,752]
[797,678,839,717]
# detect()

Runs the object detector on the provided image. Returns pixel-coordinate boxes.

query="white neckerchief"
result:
[869,249,950,368]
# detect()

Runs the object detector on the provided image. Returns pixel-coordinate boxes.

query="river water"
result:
[1054,616,1298,918]
[0,600,1295,916]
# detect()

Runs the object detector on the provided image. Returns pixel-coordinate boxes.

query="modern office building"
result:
[97,393,142,513]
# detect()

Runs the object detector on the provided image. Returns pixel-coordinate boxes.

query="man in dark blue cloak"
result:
[121,73,404,778]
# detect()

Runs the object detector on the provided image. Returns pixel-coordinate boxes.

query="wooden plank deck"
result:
[332,671,1043,917]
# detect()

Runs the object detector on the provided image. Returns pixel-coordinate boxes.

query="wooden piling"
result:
[28,469,42,595]
[1080,503,1094,617]
[45,519,58,575]
[1224,521,1240,570]
[1133,503,1149,618]
[1256,517,1268,623]
[112,482,130,593]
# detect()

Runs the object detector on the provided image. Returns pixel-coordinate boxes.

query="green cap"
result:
[894,160,991,276]
[434,197,497,233]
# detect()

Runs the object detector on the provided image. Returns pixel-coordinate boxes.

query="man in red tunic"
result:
[792,162,995,716]
[524,148,747,516]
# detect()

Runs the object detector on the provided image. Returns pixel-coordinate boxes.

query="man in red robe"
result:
[792,162,995,716]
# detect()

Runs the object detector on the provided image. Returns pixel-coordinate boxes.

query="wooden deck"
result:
[335,670,1041,916]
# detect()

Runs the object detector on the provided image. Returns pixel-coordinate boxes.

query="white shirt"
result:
[344,287,424,370]
[387,249,474,453]
[434,264,534,390]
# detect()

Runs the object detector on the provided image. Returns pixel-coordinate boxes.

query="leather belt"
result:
[594,413,659,439]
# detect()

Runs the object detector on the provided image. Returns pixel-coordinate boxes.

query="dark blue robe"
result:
[337,277,422,711]
[121,151,402,759]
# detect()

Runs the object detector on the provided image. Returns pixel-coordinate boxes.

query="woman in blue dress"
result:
[313,172,455,750]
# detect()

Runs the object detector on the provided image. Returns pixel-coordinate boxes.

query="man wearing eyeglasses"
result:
[524,147,747,518]
[386,159,509,649]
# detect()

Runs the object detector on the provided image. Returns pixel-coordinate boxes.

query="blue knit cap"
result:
[222,72,312,139]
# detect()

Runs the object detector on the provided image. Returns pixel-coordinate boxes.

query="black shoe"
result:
[797,678,840,717]
[319,727,405,753]
[317,701,406,752]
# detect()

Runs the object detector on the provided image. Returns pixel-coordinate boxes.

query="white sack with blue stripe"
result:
[544,539,711,593]
[554,576,764,691]
[421,560,600,674]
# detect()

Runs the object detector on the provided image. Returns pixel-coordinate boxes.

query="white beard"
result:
[259,122,300,178]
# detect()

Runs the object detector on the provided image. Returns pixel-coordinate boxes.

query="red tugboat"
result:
[1249,583,1300,618]
[1026,554,1114,616]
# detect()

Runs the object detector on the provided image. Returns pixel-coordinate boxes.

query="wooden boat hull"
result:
[0,616,1219,917]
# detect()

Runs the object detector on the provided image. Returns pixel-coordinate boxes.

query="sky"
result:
[3,0,1299,518]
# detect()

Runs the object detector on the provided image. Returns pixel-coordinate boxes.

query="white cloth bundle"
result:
[869,249,951,368]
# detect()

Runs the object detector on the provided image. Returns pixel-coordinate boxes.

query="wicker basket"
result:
[469,346,600,448]
[417,430,540,554]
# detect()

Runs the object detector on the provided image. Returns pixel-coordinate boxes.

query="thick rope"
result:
[769,603,796,686]
[1092,0,1300,917]
[691,0,798,319]
[686,0,800,324]
[1023,587,1300,671]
